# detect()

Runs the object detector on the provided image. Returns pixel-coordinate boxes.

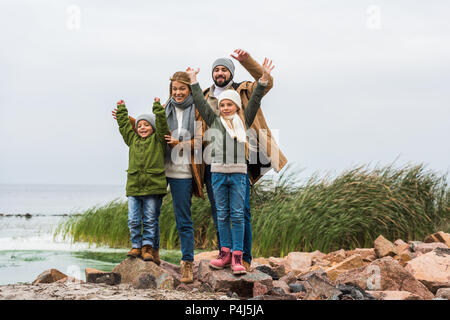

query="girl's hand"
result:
[164,134,180,148]
[186,67,200,84]
[117,99,125,106]
[112,108,118,120]
[260,58,275,84]
[154,97,160,103]
[230,49,249,62]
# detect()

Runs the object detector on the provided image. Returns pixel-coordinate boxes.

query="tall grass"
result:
[56,163,449,257]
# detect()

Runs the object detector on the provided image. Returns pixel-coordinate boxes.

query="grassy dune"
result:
[55,163,449,257]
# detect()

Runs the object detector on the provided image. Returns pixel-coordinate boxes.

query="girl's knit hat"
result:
[218,90,242,109]
[135,114,156,132]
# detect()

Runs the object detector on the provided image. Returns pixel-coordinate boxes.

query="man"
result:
[203,49,288,271]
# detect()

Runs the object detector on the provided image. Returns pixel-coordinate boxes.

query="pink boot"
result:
[231,251,247,275]
[209,247,232,269]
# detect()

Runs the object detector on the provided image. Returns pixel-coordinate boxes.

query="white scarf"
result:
[220,114,247,144]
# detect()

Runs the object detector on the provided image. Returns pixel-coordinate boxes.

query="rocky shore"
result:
[1,231,449,300]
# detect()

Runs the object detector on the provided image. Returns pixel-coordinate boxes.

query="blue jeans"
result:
[167,177,194,262]
[211,172,246,252]
[127,195,163,249]
[205,165,252,263]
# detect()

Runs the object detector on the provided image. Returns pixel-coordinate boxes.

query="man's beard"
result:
[213,75,232,88]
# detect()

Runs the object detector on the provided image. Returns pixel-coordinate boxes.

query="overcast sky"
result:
[0,0,449,185]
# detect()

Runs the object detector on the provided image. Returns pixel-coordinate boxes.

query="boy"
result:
[115,97,170,265]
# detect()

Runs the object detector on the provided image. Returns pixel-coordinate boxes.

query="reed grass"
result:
[55,163,449,257]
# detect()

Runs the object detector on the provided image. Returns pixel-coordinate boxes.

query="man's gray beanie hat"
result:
[135,114,156,132]
[212,58,235,78]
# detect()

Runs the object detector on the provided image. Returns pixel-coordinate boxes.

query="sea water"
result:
[0,184,129,285]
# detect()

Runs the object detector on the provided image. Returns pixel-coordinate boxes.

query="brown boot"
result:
[142,245,155,262]
[180,260,193,284]
[127,247,142,259]
[151,247,161,266]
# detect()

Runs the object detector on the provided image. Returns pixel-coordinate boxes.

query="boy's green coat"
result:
[116,102,170,197]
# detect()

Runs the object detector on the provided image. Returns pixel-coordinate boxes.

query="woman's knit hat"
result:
[218,90,242,109]
[135,114,156,132]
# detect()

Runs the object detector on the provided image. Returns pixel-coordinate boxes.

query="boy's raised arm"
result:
[116,101,136,146]
[153,98,170,144]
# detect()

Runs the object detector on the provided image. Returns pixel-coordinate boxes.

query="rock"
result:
[279,271,297,285]
[286,252,313,276]
[112,257,174,289]
[255,265,279,280]
[32,269,67,285]
[409,241,424,252]
[394,239,408,246]
[272,280,290,294]
[335,256,434,300]
[253,282,269,297]
[160,260,182,287]
[336,284,376,300]
[345,248,376,262]
[366,291,421,300]
[424,231,450,247]
[289,283,306,293]
[133,272,157,289]
[411,242,448,254]
[325,254,366,282]
[85,268,121,286]
[197,260,273,298]
[374,235,398,258]
[267,258,287,278]
[435,288,450,300]
[176,283,192,292]
[194,250,219,262]
[268,286,287,296]
[249,294,297,300]
[394,252,413,267]
[404,247,450,294]
[323,249,347,266]
[55,277,85,284]
[301,273,342,300]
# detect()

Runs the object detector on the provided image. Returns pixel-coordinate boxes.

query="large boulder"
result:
[335,256,434,300]
[404,247,450,294]
[197,260,273,298]
[112,257,175,289]
[374,235,398,258]
[32,269,67,285]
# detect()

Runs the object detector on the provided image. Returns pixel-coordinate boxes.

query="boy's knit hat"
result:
[218,90,242,109]
[212,58,235,78]
[135,114,156,132]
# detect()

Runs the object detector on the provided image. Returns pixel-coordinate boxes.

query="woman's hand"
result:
[186,67,200,84]
[164,134,180,147]
[230,49,249,62]
[260,58,275,84]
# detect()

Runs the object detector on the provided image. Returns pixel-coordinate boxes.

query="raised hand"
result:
[112,99,125,119]
[230,49,249,62]
[186,67,200,84]
[260,58,275,84]
[154,97,160,103]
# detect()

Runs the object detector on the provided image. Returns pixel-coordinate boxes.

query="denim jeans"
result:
[127,195,163,249]
[167,177,194,262]
[205,165,253,263]
[211,172,247,252]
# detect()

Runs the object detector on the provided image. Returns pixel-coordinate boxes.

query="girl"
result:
[186,59,274,274]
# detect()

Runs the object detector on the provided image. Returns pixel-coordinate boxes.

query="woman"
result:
[112,72,207,283]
